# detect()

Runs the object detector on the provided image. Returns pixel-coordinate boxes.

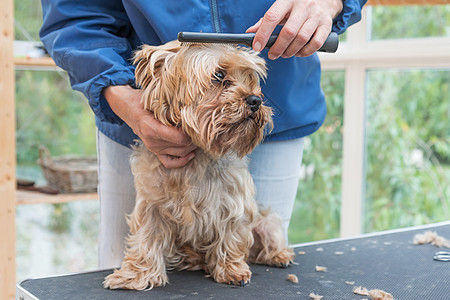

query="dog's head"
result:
[134,41,273,158]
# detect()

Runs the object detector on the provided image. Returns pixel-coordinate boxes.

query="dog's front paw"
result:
[103,268,168,290]
[267,248,295,268]
[212,261,252,287]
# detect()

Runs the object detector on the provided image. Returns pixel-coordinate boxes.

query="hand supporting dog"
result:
[104,85,197,168]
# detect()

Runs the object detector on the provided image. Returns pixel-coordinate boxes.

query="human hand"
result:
[103,85,197,168]
[246,0,343,59]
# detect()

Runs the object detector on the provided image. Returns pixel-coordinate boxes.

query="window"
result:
[288,5,450,243]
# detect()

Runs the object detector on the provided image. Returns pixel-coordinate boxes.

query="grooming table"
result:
[17,221,450,299]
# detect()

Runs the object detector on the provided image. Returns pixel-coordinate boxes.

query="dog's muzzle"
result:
[245,95,262,112]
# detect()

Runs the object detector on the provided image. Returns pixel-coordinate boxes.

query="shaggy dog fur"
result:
[103,41,294,290]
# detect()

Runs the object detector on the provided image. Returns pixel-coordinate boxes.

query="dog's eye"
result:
[212,70,225,83]
[222,80,231,88]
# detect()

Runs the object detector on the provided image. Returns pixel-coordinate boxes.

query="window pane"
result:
[364,69,450,233]
[288,70,345,244]
[14,0,43,41]
[16,70,96,183]
[16,70,98,281]
[16,201,99,281]
[370,5,450,40]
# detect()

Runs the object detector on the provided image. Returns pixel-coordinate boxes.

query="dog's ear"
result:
[133,41,181,88]
[133,41,184,127]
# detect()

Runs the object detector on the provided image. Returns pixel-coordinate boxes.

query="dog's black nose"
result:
[245,95,262,112]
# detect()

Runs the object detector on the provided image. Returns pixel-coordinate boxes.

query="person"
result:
[40,0,366,269]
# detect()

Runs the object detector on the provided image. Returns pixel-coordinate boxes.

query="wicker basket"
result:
[38,146,98,193]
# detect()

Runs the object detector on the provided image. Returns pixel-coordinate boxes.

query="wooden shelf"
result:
[14,57,56,68]
[16,190,98,206]
[13,40,56,68]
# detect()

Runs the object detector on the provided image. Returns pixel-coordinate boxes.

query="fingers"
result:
[137,111,191,147]
[145,135,197,168]
[251,0,292,52]
[136,110,198,168]
[142,128,197,168]
[154,124,193,147]
[269,6,311,59]
[248,0,334,58]
[155,143,198,159]
[157,152,196,169]
[246,18,262,33]
[296,23,331,57]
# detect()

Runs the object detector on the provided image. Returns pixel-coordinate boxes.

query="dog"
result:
[103,41,294,290]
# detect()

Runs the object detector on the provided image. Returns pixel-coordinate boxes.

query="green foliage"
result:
[365,70,450,232]
[16,71,96,167]
[371,5,450,40]
[288,71,345,243]
[47,203,73,233]
[14,0,43,41]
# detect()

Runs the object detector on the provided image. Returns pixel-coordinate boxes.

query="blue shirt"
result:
[40,0,366,147]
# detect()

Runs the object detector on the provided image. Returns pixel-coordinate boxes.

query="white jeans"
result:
[96,130,304,269]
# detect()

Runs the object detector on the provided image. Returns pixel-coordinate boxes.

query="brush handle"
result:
[317,32,339,53]
[265,32,339,53]
[177,32,339,53]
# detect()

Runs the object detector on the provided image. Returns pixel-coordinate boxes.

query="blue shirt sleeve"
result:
[40,0,136,125]
[332,0,368,35]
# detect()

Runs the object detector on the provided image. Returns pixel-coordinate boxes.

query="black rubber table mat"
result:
[18,222,450,299]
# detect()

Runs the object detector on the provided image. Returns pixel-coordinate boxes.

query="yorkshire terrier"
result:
[103,41,294,290]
